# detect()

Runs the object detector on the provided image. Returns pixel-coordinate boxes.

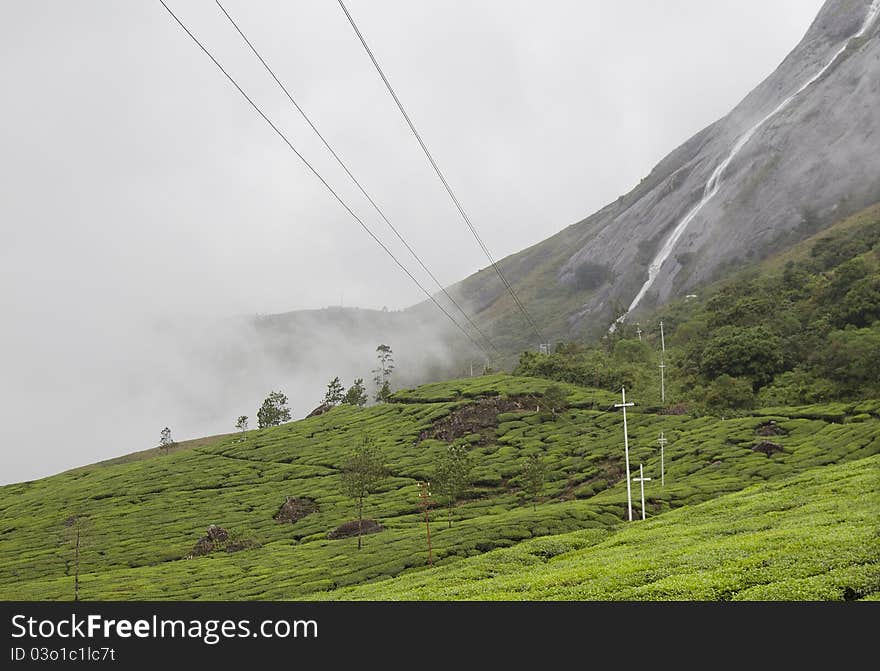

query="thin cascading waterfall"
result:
[615,0,880,327]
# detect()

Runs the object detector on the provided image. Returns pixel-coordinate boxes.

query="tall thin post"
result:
[658,432,668,487]
[632,464,652,520]
[636,324,642,342]
[418,481,433,567]
[659,360,666,405]
[659,320,667,405]
[614,387,635,521]
[74,529,80,602]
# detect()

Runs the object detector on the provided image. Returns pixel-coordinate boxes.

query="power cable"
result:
[215,0,500,356]
[157,0,491,358]
[335,0,546,343]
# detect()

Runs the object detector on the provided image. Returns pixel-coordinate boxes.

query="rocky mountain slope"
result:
[445,0,880,340]
[249,0,880,387]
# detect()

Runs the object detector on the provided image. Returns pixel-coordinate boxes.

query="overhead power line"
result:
[335,0,546,343]
[157,0,491,359]
[213,0,499,357]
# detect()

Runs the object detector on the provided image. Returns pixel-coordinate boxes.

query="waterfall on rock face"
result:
[615,0,880,327]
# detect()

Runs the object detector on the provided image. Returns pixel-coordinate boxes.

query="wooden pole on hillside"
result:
[74,528,80,601]
[659,320,667,405]
[418,481,433,567]
[614,387,635,521]
[660,360,666,405]
[657,432,668,487]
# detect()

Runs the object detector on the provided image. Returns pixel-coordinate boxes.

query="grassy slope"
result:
[317,455,880,601]
[0,374,877,600]
[757,202,880,273]
[63,433,237,472]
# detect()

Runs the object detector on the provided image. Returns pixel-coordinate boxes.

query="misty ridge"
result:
[149,307,474,456]
[0,295,474,484]
[0,305,473,484]
[245,303,480,398]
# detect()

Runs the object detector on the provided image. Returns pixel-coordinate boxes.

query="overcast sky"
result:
[0,0,823,484]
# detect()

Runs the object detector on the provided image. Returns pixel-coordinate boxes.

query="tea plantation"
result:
[318,454,880,600]
[0,374,877,600]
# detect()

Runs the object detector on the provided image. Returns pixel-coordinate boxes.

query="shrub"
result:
[699,326,784,390]
[837,275,880,327]
[613,338,654,364]
[757,369,837,406]
[814,328,880,393]
[704,375,755,412]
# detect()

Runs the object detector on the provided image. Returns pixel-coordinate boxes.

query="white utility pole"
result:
[657,432,668,487]
[636,324,643,342]
[632,464,651,520]
[614,387,635,521]
[660,320,666,354]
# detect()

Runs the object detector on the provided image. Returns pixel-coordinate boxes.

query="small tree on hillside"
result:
[342,378,368,407]
[159,427,175,454]
[235,415,248,439]
[541,385,568,414]
[372,344,395,402]
[323,377,345,406]
[433,442,474,528]
[257,391,292,429]
[375,380,392,403]
[339,437,388,550]
[698,325,784,391]
[522,455,547,511]
[704,375,755,412]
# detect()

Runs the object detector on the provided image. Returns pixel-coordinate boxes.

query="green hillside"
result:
[317,454,880,601]
[515,203,880,414]
[1,373,877,601]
